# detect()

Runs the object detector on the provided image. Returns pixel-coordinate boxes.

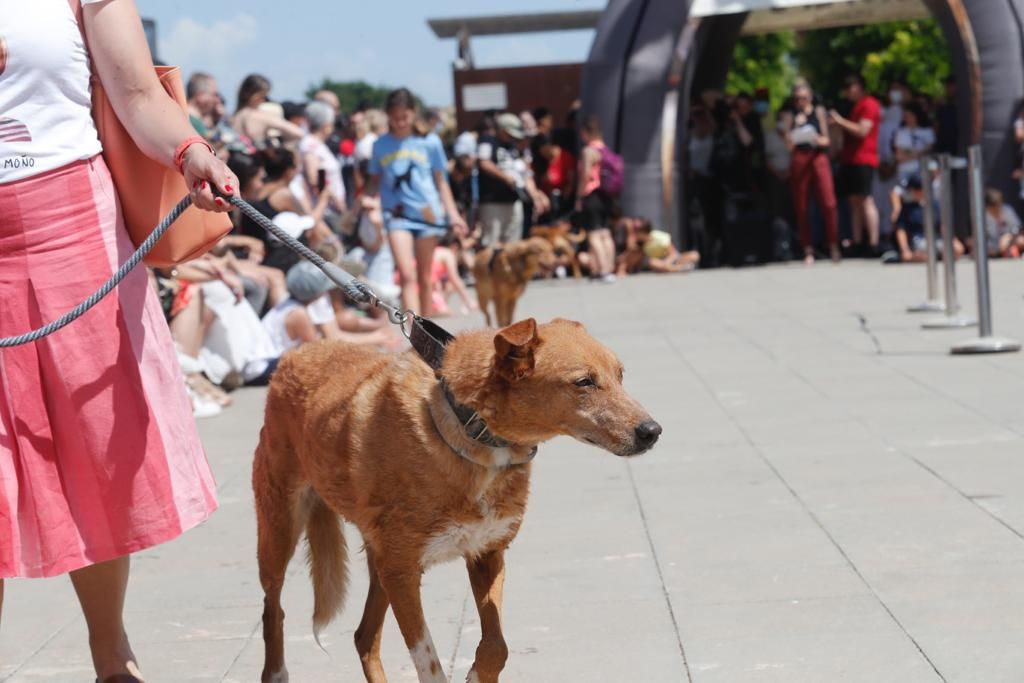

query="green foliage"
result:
[304,79,423,113]
[726,32,797,109]
[792,20,951,100]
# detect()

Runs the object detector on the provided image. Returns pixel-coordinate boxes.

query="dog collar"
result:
[406,314,536,467]
[430,383,538,468]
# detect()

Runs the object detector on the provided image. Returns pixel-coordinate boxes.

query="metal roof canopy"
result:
[428,0,930,43]
[427,11,603,39]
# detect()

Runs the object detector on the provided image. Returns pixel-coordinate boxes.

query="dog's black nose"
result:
[635,420,662,448]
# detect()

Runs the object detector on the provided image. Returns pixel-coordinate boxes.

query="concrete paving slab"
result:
[5,261,1024,682]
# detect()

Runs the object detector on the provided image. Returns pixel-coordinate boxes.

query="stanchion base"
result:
[951,336,1022,355]
[922,315,977,330]
[907,300,945,313]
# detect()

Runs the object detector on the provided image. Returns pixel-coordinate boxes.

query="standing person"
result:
[576,114,621,282]
[783,83,840,264]
[0,0,238,679]
[935,76,959,155]
[366,88,466,315]
[476,113,530,247]
[830,74,882,256]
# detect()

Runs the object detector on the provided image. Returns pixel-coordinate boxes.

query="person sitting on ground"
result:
[231,74,305,148]
[263,261,400,355]
[301,101,347,218]
[228,150,332,273]
[186,71,219,140]
[616,220,700,275]
[890,176,964,263]
[982,189,1024,258]
[430,234,478,316]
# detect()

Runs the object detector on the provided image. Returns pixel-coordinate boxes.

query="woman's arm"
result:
[304,151,322,194]
[82,0,236,211]
[814,107,831,148]
[576,147,598,207]
[434,170,468,235]
[247,108,306,141]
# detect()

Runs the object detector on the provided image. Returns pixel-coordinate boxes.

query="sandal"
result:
[186,373,232,407]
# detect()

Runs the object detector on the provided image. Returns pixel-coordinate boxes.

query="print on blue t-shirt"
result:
[369,133,448,231]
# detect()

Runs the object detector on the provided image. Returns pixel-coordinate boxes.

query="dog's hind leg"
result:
[465,550,509,683]
[354,549,390,683]
[376,568,446,683]
[254,439,307,683]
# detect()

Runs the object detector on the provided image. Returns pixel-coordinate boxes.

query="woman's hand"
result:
[182,144,239,213]
[449,213,469,237]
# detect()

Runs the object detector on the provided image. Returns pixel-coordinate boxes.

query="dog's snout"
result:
[635,420,662,448]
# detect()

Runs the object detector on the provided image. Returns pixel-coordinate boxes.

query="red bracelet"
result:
[173,135,214,175]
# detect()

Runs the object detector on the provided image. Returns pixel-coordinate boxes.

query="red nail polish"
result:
[200,180,207,189]
[224,184,234,193]
[192,180,198,189]
[215,198,224,206]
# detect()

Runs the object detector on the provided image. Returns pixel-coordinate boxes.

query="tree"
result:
[304,79,423,113]
[792,20,951,101]
[726,32,797,109]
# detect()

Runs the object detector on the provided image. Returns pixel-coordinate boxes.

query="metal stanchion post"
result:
[950,145,1021,354]
[923,154,977,329]
[907,156,944,312]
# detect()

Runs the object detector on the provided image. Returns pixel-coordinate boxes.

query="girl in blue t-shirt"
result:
[367,88,467,315]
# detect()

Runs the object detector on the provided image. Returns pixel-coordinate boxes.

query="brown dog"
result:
[253,318,662,683]
[529,222,586,279]
[472,237,557,328]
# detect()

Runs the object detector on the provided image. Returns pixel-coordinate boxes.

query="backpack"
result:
[598,145,625,197]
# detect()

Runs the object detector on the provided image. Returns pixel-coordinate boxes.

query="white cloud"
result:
[158,13,259,83]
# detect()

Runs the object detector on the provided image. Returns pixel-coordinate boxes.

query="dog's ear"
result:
[494,318,540,381]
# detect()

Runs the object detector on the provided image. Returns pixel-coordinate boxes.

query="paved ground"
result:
[4,259,1024,682]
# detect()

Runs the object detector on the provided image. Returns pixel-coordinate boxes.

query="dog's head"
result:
[447,318,661,457]
[507,237,558,275]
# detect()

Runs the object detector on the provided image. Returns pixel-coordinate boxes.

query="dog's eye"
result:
[574,376,596,388]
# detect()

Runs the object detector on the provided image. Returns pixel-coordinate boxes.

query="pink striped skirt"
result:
[0,156,218,578]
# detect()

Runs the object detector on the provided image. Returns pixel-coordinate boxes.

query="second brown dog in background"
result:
[473,237,557,327]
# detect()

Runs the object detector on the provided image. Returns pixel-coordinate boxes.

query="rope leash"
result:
[0,194,410,348]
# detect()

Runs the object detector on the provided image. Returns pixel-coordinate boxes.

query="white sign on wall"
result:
[690,0,859,17]
[462,83,508,111]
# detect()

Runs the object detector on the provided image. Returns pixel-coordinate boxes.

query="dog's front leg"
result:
[465,550,508,683]
[377,569,447,683]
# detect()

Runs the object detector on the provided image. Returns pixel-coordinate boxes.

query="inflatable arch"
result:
[581,0,1024,245]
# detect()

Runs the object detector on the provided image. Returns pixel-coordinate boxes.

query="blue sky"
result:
[136,1,601,107]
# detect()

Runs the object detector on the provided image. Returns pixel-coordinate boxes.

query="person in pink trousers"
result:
[0,1,238,680]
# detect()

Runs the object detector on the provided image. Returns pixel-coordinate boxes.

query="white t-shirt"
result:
[894,126,936,178]
[300,134,345,207]
[0,0,104,184]
[354,132,378,164]
[261,299,305,357]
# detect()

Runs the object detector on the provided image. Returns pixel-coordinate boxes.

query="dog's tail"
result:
[306,492,349,645]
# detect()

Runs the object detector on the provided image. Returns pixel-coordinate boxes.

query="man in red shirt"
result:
[830,74,882,255]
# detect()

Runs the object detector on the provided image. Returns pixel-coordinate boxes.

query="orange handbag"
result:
[73,1,231,267]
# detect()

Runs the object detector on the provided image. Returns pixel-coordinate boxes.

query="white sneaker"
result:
[600,273,617,284]
[555,266,567,279]
[189,386,222,419]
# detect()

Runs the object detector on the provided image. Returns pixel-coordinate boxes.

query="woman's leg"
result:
[438,249,477,311]
[169,289,209,358]
[811,152,841,258]
[70,556,144,681]
[414,235,440,315]
[789,151,814,257]
[388,229,419,314]
[598,230,617,275]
